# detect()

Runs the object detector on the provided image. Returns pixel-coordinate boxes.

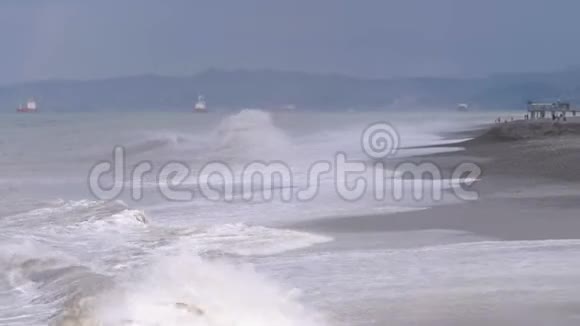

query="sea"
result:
[2,110,579,325]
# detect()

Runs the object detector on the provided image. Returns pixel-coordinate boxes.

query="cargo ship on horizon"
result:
[194,95,207,113]
[17,99,38,113]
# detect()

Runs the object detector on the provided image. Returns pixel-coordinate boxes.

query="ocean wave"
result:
[4,199,330,258]
[4,200,148,230]
[0,241,79,292]
[210,109,294,161]
[1,198,332,325]
[57,255,327,326]
[122,131,198,156]
[0,241,113,326]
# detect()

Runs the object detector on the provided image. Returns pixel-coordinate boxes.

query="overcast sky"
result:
[1,0,580,84]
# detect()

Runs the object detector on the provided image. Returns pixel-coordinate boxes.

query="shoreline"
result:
[290,119,580,241]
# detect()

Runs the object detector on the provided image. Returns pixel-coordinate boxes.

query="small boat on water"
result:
[194,95,207,113]
[457,103,469,112]
[17,98,39,113]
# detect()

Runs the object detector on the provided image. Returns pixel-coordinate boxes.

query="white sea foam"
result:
[0,111,518,326]
[173,223,332,256]
[61,255,327,326]
[2,198,332,326]
[212,109,293,160]
[4,200,147,231]
[0,240,78,292]
[0,240,95,326]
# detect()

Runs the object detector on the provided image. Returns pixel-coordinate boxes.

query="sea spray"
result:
[61,255,327,326]
[212,109,293,160]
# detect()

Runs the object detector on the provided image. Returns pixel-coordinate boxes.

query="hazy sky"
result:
[1,0,580,84]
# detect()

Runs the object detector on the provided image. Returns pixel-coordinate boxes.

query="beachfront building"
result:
[527,101,577,119]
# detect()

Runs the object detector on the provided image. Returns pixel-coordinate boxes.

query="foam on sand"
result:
[174,223,332,256]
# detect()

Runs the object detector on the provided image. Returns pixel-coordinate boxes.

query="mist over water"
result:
[2,109,568,326]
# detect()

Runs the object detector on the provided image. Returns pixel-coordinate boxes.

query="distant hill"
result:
[2,68,580,112]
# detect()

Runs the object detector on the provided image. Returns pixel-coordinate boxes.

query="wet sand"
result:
[294,197,580,241]
[292,118,580,241]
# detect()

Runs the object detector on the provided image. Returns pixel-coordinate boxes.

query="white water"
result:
[73,255,327,326]
[0,199,332,326]
[1,110,536,325]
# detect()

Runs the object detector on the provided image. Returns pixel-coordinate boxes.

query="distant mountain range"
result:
[2,68,580,112]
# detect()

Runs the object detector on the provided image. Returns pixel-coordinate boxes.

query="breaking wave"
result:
[0,241,113,326]
[3,199,148,230]
[211,109,293,160]
[0,198,332,325]
[122,132,197,155]
[57,255,327,326]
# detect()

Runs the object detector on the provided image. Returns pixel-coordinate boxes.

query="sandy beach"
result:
[293,117,580,240]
